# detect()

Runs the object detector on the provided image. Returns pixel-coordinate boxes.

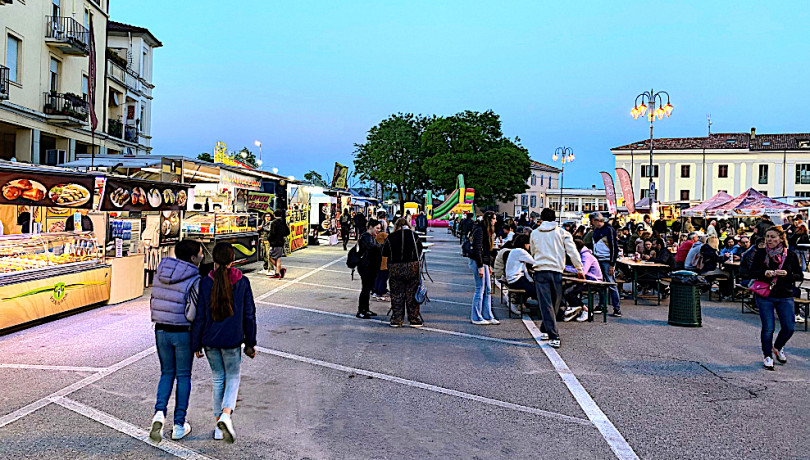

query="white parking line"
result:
[0,347,155,429]
[0,364,106,373]
[256,300,537,348]
[254,345,591,427]
[255,257,346,301]
[52,397,215,460]
[522,318,639,460]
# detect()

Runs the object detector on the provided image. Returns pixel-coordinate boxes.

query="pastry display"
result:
[148,188,162,208]
[2,179,47,203]
[0,233,101,274]
[176,190,187,207]
[48,183,91,207]
[131,187,147,206]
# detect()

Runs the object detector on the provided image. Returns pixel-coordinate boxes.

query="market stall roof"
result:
[681,191,733,217]
[708,188,798,217]
[634,197,653,211]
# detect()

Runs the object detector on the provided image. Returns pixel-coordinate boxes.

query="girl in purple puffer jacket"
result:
[562,240,603,322]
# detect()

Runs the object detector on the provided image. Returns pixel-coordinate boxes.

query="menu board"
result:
[247,192,275,212]
[159,210,182,245]
[0,167,95,210]
[100,177,190,212]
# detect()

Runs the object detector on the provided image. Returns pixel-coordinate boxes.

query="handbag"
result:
[749,250,786,297]
[410,231,429,304]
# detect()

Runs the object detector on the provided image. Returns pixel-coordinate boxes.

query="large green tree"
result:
[197,152,213,162]
[421,110,531,209]
[304,170,328,187]
[236,147,259,169]
[353,113,434,205]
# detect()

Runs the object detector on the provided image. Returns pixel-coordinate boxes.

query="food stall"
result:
[182,213,259,266]
[0,163,111,331]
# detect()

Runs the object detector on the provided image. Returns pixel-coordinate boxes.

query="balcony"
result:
[45,16,89,56]
[107,119,123,138]
[0,65,9,101]
[125,125,138,143]
[43,92,89,126]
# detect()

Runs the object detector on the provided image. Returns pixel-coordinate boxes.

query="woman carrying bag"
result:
[749,226,803,370]
[382,218,424,327]
[192,243,257,442]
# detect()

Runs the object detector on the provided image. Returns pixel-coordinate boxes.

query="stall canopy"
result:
[634,197,653,212]
[708,188,798,217]
[681,191,733,217]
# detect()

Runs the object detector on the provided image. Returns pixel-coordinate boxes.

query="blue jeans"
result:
[597,261,621,311]
[756,296,795,358]
[205,347,242,418]
[154,330,193,425]
[469,259,494,322]
[373,270,389,296]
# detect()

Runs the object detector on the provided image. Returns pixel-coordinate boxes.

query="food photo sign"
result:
[99,177,190,212]
[0,168,95,210]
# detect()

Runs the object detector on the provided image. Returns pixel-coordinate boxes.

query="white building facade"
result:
[546,186,609,222]
[497,160,561,216]
[611,129,810,203]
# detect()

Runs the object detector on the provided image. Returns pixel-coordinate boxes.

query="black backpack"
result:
[347,244,362,269]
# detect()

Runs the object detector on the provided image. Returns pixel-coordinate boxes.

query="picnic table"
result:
[617,257,671,305]
[419,242,435,281]
[561,275,617,323]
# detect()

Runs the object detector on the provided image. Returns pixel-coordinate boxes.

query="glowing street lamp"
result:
[254,140,262,169]
[552,146,574,222]
[631,89,673,202]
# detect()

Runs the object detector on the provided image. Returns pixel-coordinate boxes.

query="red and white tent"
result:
[707,188,797,217]
[681,191,733,217]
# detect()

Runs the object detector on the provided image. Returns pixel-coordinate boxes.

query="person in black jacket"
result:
[353,211,367,241]
[415,211,428,234]
[700,236,731,299]
[738,236,764,287]
[459,213,474,243]
[750,226,803,370]
[754,214,773,239]
[356,219,382,319]
[339,208,352,250]
[267,210,289,279]
[382,218,424,327]
[469,211,498,325]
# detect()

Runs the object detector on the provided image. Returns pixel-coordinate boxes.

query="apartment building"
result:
[611,128,810,203]
[0,0,160,164]
[497,160,561,216]
[546,186,609,222]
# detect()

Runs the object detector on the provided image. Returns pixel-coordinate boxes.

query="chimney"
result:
[750,127,756,139]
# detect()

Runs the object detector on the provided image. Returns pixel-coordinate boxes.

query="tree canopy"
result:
[197,152,213,162]
[304,170,328,187]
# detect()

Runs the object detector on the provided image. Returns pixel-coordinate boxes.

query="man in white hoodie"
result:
[530,208,584,348]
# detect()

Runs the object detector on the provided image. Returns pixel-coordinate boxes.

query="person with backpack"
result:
[340,208,352,250]
[356,219,382,319]
[459,213,474,243]
[469,211,499,325]
[382,218,424,327]
[149,239,204,442]
[191,243,257,443]
[415,211,428,234]
[267,210,290,279]
[353,211,367,241]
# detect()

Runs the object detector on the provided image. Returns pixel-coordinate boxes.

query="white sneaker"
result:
[795,315,806,324]
[773,347,787,364]
[763,356,774,370]
[149,411,165,442]
[549,339,561,348]
[563,306,582,322]
[216,413,235,443]
[258,269,268,275]
[171,422,192,440]
[539,332,549,340]
[213,427,224,440]
[488,318,500,325]
[471,320,491,325]
[575,310,589,322]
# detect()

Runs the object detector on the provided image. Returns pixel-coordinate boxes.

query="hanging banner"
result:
[286,205,310,253]
[599,171,618,215]
[219,169,261,191]
[615,168,635,214]
[246,192,275,212]
[331,163,349,190]
[0,166,95,210]
[100,177,190,212]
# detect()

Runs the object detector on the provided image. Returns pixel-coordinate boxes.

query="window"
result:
[540,175,544,186]
[681,165,690,178]
[640,189,650,199]
[758,190,768,196]
[564,198,579,212]
[598,200,607,211]
[81,75,89,99]
[796,164,810,185]
[641,165,659,177]
[520,195,528,206]
[680,190,690,201]
[6,35,21,83]
[84,9,90,30]
[49,58,60,92]
[530,195,537,208]
[796,191,810,197]
[52,0,60,18]
[718,164,729,178]
[530,174,536,186]
[758,165,768,184]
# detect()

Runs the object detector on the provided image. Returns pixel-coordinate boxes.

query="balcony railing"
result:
[44,92,89,126]
[108,119,123,138]
[45,16,89,56]
[107,60,126,84]
[0,65,9,101]
[125,125,139,143]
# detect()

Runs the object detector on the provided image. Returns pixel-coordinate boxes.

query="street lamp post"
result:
[552,146,574,223]
[631,89,673,203]
[254,140,263,168]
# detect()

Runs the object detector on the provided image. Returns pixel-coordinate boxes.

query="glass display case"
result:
[0,232,103,279]
[182,212,258,235]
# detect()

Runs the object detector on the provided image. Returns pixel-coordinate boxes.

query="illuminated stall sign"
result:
[0,166,95,210]
[247,192,275,212]
[286,205,310,253]
[219,170,261,191]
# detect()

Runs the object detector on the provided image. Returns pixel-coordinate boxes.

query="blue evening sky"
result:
[112,1,810,188]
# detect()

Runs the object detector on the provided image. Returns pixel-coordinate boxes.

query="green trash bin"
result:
[668,282,702,327]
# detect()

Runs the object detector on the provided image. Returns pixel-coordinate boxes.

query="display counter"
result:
[0,232,111,331]
[183,213,259,265]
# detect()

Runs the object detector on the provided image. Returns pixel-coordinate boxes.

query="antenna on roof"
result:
[707,114,712,136]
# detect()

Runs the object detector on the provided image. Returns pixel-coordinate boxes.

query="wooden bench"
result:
[706,276,730,302]
[506,288,529,318]
[735,284,757,315]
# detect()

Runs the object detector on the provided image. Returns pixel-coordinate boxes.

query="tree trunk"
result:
[397,185,405,211]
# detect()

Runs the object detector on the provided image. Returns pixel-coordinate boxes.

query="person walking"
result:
[530,208,584,348]
[149,240,204,442]
[191,243,257,443]
[754,214,773,239]
[469,211,499,325]
[267,210,289,279]
[750,226,803,370]
[353,211,367,241]
[356,219,382,319]
[415,211,428,234]
[258,213,275,275]
[591,213,622,317]
[459,213,475,243]
[383,218,424,327]
[340,208,352,250]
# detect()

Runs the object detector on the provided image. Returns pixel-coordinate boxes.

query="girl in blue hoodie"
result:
[192,242,257,443]
[149,239,203,442]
